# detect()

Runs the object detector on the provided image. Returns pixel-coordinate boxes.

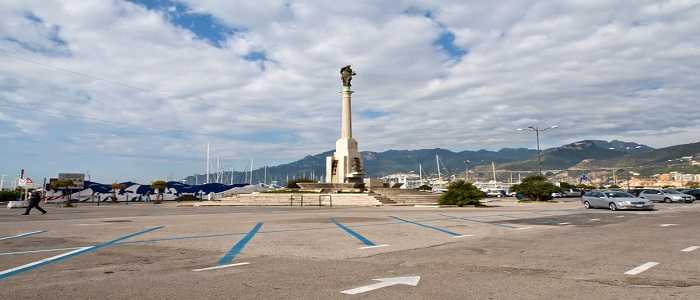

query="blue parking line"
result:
[218,222,263,265]
[0,226,164,280]
[390,216,463,237]
[440,213,517,228]
[331,218,376,247]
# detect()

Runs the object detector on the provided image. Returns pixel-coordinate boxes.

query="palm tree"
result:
[151,180,167,204]
[110,183,124,203]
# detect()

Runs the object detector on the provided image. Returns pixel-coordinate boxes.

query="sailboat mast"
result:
[217,156,221,183]
[436,154,442,181]
[492,161,497,182]
[249,159,254,184]
[206,142,210,184]
[264,165,267,185]
[419,163,423,186]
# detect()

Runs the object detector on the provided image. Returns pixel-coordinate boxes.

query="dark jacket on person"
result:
[29,192,42,204]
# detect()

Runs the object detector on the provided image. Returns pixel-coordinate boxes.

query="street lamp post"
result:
[517,125,559,174]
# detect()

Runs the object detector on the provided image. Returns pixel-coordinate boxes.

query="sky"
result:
[1,0,699,184]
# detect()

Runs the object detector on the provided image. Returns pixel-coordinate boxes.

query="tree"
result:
[151,180,167,204]
[438,180,484,207]
[510,175,561,201]
[111,183,125,203]
[52,179,75,207]
[608,184,621,189]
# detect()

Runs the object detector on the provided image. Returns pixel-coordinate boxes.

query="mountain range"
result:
[184,140,700,184]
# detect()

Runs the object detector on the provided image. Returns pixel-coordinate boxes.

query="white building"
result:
[381,173,422,189]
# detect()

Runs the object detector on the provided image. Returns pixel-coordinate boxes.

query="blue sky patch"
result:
[243,50,269,70]
[243,51,267,62]
[360,110,388,119]
[127,0,238,48]
[3,12,68,54]
[403,7,467,61]
[434,31,468,60]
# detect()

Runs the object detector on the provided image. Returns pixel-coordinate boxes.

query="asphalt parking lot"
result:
[1,199,699,299]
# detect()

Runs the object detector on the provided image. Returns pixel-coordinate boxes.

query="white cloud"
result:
[0,0,699,182]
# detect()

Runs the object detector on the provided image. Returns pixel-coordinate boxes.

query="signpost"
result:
[18,178,33,202]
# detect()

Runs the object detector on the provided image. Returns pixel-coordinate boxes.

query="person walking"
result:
[22,190,47,215]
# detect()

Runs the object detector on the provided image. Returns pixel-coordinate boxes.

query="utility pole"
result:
[517,125,559,174]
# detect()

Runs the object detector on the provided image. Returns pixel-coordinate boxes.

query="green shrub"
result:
[559,182,574,189]
[510,175,561,201]
[575,183,596,190]
[439,180,484,207]
[0,191,21,202]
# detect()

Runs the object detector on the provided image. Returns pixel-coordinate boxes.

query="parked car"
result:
[582,190,654,211]
[683,189,700,200]
[485,189,506,197]
[627,188,646,197]
[638,189,694,203]
[561,188,583,197]
[551,192,563,198]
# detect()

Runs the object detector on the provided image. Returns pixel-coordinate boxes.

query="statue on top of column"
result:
[340,65,356,87]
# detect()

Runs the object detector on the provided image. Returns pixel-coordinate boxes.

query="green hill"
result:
[497,140,652,171]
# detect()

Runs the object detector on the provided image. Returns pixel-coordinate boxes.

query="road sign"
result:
[340,276,420,295]
[18,178,33,187]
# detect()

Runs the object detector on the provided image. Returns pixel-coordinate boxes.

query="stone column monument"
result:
[326,65,365,185]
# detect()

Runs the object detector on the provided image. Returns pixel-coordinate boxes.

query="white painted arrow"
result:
[341,276,420,295]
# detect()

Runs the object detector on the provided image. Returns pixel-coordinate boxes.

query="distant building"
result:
[381,173,422,189]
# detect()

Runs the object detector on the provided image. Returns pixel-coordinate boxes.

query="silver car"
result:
[582,190,654,211]
[638,189,694,203]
